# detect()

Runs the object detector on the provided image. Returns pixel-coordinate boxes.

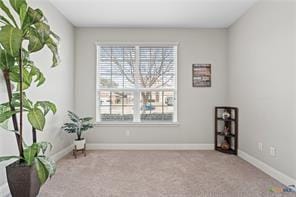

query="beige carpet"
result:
[39,150,291,197]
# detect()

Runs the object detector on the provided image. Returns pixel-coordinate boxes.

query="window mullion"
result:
[96,46,101,122]
[133,46,141,122]
[173,46,178,123]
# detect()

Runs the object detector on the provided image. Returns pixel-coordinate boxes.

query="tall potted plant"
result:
[0,0,60,196]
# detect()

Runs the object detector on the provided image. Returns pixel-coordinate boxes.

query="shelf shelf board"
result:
[217,118,236,122]
[215,147,236,155]
[217,132,236,138]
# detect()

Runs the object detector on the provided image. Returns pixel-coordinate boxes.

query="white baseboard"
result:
[51,144,73,162]
[238,149,296,186]
[0,144,73,197]
[86,143,214,150]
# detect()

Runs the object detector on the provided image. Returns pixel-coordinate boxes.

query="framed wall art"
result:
[192,64,211,87]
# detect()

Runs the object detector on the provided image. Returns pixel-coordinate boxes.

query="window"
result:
[96,43,178,124]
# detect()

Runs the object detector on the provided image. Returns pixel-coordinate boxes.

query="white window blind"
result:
[96,43,178,123]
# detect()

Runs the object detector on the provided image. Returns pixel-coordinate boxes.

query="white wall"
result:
[75,28,228,144]
[293,1,296,180]
[0,0,75,187]
[228,0,296,179]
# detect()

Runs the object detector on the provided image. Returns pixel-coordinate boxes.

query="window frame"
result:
[96,42,179,125]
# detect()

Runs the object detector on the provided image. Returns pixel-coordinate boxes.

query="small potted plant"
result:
[62,111,94,157]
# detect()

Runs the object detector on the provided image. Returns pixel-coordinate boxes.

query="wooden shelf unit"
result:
[215,106,238,155]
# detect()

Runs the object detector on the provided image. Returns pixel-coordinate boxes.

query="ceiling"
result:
[49,0,258,28]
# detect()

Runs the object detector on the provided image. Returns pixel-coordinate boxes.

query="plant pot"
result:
[6,161,41,197]
[74,138,86,150]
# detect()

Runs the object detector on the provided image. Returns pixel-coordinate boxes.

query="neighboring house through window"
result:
[96,43,178,124]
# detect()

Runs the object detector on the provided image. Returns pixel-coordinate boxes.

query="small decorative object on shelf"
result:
[221,140,230,150]
[215,106,238,155]
[222,111,231,120]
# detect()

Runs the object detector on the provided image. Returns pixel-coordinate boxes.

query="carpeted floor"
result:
[39,150,291,197]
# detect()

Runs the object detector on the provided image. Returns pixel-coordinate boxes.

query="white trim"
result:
[95,42,180,47]
[95,122,180,126]
[0,145,73,197]
[238,149,296,186]
[50,144,73,162]
[97,88,176,91]
[86,143,214,150]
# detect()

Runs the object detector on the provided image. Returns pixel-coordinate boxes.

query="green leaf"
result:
[0,15,12,26]
[24,143,38,165]
[37,156,56,178]
[19,3,27,26]
[0,48,15,70]
[36,73,45,86]
[62,122,78,132]
[22,67,32,87]
[45,102,57,114]
[23,7,43,29]
[34,157,49,185]
[0,0,18,27]
[0,111,15,123]
[26,27,44,52]
[0,156,20,162]
[28,108,45,131]
[9,0,27,13]
[9,64,32,90]
[67,111,80,123]
[22,61,46,87]
[50,31,60,42]
[35,101,56,115]
[17,81,29,91]
[46,37,60,67]
[9,65,19,82]
[37,141,52,154]
[80,117,93,122]
[0,26,23,57]
[11,92,33,110]
[35,22,50,43]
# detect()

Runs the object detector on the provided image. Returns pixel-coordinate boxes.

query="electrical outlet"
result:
[258,142,263,152]
[125,130,130,137]
[270,147,276,157]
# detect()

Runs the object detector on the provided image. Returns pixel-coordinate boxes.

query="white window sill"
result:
[95,122,180,127]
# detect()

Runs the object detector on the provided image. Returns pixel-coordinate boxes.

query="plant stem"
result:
[19,49,23,156]
[2,70,23,156]
[32,127,37,143]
